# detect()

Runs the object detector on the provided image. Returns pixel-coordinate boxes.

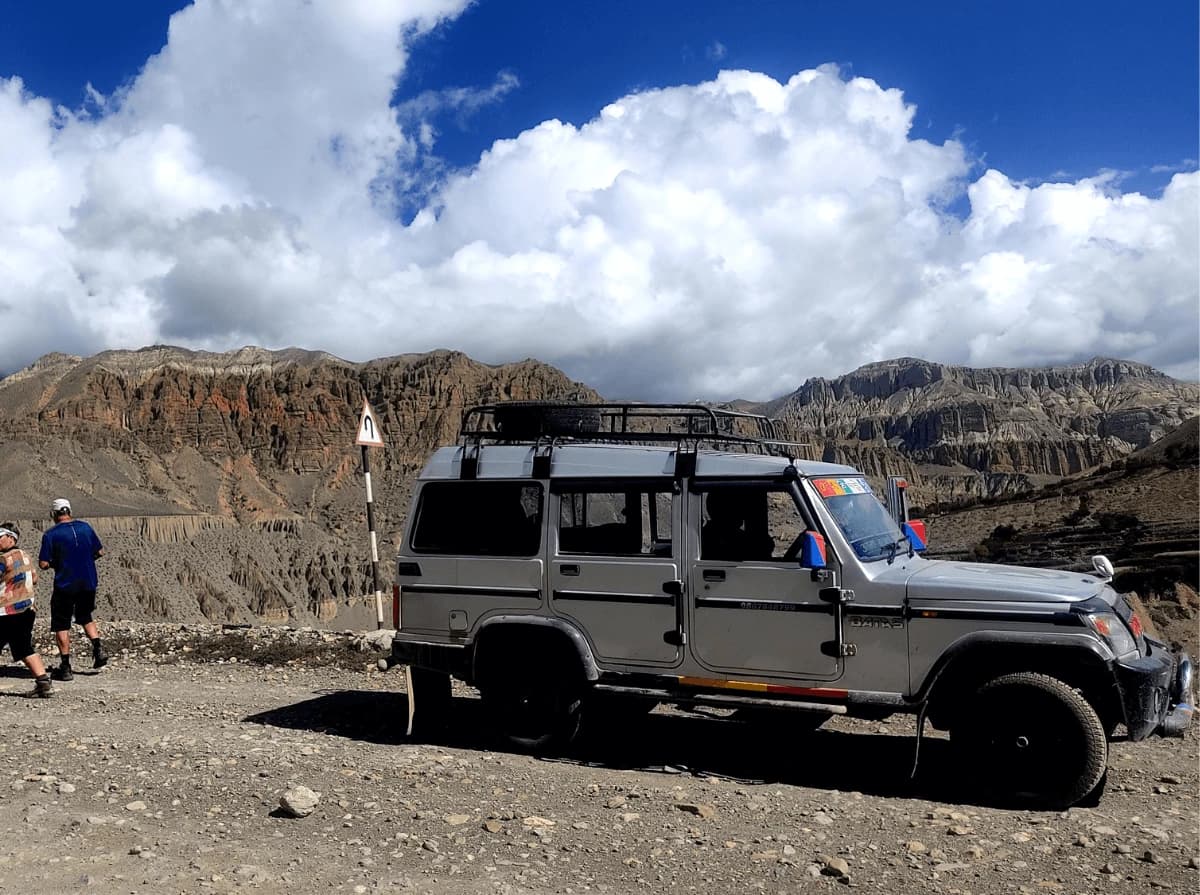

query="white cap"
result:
[51,498,72,515]
[0,528,17,542]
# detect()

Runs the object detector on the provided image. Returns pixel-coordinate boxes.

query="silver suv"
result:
[390,402,1193,808]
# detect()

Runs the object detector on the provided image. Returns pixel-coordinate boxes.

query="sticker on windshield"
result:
[813,477,871,498]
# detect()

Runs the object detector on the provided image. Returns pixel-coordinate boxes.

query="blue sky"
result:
[6,1,1194,195]
[408,0,1198,194]
[0,1,1196,397]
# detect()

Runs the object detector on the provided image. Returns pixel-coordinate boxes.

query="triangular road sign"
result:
[355,398,385,447]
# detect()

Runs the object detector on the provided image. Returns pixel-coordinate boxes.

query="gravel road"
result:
[1,625,1196,894]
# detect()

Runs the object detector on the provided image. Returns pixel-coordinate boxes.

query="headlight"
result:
[1085,611,1138,657]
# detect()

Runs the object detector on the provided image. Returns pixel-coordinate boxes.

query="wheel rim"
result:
[492,683,564,745]
[974,687,1088,800]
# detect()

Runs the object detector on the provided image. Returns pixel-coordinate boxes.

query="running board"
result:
[591,683,847,714]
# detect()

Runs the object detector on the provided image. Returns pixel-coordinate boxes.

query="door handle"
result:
[662,579,686,647]
[560,564,580,576]
[702,569,725,582]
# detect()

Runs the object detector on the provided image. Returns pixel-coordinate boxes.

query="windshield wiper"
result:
[887,534,911,565]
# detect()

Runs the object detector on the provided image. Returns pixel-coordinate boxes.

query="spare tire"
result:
[493,403,602,438]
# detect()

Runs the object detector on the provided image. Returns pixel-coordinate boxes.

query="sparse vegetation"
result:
[1095,511,1142,533]
[1064,495,1091,525]
[101,625,371,671]
[990,524,1018,542]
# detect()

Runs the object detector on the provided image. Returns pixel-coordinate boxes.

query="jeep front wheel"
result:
[950,671,1107,809]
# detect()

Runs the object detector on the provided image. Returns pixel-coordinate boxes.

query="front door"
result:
[688,482,842,681]
[548,482,683,668]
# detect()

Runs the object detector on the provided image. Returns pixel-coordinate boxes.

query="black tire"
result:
[493,403,601,438]
[481,670,584,753]
[951,672,1107,809]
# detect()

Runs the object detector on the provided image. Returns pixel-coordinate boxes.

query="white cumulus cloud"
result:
[0,0,1195,399]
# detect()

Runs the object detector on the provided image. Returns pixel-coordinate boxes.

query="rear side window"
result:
[559,488,674,557]
[411,481,543,556]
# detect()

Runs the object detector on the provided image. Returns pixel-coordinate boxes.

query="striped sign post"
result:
[356,398,386,629]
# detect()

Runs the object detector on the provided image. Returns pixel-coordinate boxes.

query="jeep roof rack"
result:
[457,402,805,476]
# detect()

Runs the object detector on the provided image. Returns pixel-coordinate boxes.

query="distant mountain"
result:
[0,347,1192,627]
[922,416,1199,657]
[761,356,1198,503]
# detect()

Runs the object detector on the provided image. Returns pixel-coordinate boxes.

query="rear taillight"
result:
[392,584,400,629]
[1128,612,1143,639]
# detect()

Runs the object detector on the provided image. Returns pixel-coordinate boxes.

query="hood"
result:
[906,560,1106,604]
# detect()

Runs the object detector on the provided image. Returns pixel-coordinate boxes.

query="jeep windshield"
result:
[812,477,907,563]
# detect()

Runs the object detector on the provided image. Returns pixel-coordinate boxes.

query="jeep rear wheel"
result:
[951,671,1107,809]
[481,673,583,753]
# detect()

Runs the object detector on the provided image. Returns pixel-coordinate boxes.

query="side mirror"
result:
[902,520,927,552]
[799,531,827,569]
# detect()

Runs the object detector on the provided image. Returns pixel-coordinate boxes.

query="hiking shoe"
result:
[51,666,74,682]
[93,644,109,669]
[33,677,53,698]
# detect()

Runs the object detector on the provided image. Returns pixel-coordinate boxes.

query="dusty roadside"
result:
[0,623,1196,894]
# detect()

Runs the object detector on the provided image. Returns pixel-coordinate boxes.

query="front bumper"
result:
[1114,639,1194,740]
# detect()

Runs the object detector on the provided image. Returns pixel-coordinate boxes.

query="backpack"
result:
[0,547,36,616]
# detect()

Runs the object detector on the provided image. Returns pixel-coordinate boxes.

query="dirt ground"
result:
[0,629,1196,895]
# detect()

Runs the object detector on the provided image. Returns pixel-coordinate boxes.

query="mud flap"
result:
[909,700,930,780]
[405,665,453,738]
[404,665,417,738]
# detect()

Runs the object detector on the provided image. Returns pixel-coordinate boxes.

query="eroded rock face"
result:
[767,357,1198,501]
[0,347,1192,624]
[0,346,597,624]
[9,348,595,475]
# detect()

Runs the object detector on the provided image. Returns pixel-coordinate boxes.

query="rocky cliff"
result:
[763,357,1198,504]
[0,346,598,625]
[0,347,1192,626]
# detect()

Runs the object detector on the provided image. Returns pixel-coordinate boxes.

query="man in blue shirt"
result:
[38,498,107,681]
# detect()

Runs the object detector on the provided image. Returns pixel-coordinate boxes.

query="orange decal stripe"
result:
[677,676,847,700]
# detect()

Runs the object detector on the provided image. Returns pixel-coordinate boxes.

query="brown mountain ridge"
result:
[0,346,1193,627]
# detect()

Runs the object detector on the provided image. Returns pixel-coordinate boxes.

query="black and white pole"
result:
[356,398,386,629]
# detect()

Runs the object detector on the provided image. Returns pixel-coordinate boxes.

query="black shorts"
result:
[50,587,97,632]
[0,609,36,662]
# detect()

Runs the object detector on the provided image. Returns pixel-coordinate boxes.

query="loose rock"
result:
[278,786,320,819]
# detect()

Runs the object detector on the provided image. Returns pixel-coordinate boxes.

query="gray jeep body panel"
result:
[906,562,1106,603]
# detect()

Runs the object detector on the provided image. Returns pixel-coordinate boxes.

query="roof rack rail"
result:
[458,401,801,458]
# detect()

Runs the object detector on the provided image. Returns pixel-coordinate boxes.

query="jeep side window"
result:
[411,481,543,556]
[559,489,673,557]
[700,486,804,562]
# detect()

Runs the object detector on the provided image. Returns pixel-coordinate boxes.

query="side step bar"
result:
[591,683,848,714]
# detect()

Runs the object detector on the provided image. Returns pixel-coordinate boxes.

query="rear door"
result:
[548,481,683,667]
[401,480,546,636]
[688,482,843,681]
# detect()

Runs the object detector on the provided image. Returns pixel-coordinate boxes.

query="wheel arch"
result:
[918,632,1121,732]
[471,615,599,687]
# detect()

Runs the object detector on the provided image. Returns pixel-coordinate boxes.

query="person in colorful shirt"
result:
[38,498,108,681]
[0,527,53,697]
